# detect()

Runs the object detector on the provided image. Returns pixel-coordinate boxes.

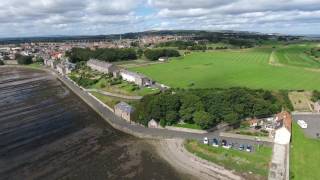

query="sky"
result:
[0,0,320,37]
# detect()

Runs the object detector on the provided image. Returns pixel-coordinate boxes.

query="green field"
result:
[274,45,320,68]
[185,140,272,179]
[131,48,320,90]
[290,123,320,180]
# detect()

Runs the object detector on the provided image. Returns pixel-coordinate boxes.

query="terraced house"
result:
[87,59,117,74]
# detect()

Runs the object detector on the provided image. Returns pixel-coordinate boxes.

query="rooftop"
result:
[115,102,134,113]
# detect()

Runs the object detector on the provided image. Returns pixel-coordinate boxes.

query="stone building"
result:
[87,59,117,74]
[114,102,134,122]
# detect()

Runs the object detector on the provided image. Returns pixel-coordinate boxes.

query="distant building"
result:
[87,59,117,74]
[314,101,320,113]
[120,69,152,87]
[56,61,76,75]
[114,102,134,122]
[148,119,159,128]
[274,111,292,145]
[44,59,57,69]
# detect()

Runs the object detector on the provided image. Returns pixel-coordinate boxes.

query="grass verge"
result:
[184,140,272,179]
[290,122,320,180]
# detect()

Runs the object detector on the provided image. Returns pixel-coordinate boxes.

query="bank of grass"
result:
[131,47,320,90]
[90,92,136,107]
[290,123,320,180]
[185,140,272,179]
[173,123,202,130]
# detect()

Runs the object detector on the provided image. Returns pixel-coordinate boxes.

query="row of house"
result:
[44,59,76,75]
[87,59,153,87]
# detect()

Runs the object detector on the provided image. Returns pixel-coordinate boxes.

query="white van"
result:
[297,120,308,129]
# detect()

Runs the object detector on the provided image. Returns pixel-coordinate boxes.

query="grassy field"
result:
[290,123,320,180]
[274,44,320,68]
[185,140,272,179]
[131,48,320,90]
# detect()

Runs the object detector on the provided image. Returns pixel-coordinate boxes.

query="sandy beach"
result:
[150,139,243,180]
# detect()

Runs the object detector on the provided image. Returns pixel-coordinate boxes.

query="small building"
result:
[114,102,134,122]
[248,119,258,127]
[314,101,320,113]
[44,59,57,69]
[148,119,159,128]
[56,61,76,75]
[274,111,292,145]
[120,69,152,87]
[87,59,116,74]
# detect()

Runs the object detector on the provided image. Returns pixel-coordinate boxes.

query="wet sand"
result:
[0,67,186,180]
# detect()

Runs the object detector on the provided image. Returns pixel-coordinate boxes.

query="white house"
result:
[148,119,159,128]
[274,112,292,145]
[120,69,152,87]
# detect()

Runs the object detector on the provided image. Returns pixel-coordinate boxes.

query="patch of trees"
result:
[133,88,291,129]
[144,49,180,61]
[312,90,320,102]
[0,60,4,65]
[17,55,33,65]
[156,41,207,51]
[66,48,137,63]
[228,39,255,48]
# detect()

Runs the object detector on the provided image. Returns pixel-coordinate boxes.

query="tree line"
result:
[144,49,180,61]
[132,88,292,129]
[66,48,137,63]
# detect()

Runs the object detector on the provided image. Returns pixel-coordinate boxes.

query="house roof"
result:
[115,102,134,113]
[87,59,113,69]
[120,69,148,79]
[275,111,292,132]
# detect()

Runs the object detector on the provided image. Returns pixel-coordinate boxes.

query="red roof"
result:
[275,111,292,132]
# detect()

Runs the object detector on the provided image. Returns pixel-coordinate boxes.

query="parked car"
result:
[239,144,245,151]
[297,120,308,129]
[212,138,219,147]
[203,137,209,145]
[246,145,252,152]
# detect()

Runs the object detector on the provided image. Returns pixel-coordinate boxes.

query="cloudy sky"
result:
[0,0,320,37]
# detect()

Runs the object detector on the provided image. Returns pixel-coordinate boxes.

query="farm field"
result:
[130,48,320,90]
[274,44,320,68]
[290,123,320,180]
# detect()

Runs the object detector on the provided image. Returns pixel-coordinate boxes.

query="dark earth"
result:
[0,67,185,180]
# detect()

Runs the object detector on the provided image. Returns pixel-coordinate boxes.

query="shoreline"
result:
[150,139,242,180]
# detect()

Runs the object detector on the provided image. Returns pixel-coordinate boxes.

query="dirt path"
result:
[151,139,243,180]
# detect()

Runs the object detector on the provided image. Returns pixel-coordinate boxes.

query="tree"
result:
[0,60,4,65]
[137,48,143,58]
[144,49,180,61]
[17,55,33,65]
[35,57,44,63]
[193,111,213,129]
[166,111,179,125]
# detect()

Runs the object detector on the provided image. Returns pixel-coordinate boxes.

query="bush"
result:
[144,49,180,61]
[17,55,33,65]
[160,119,166,127]
[0,60,4,65]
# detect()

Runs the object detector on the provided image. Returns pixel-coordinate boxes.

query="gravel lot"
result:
[292,114,320,138]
